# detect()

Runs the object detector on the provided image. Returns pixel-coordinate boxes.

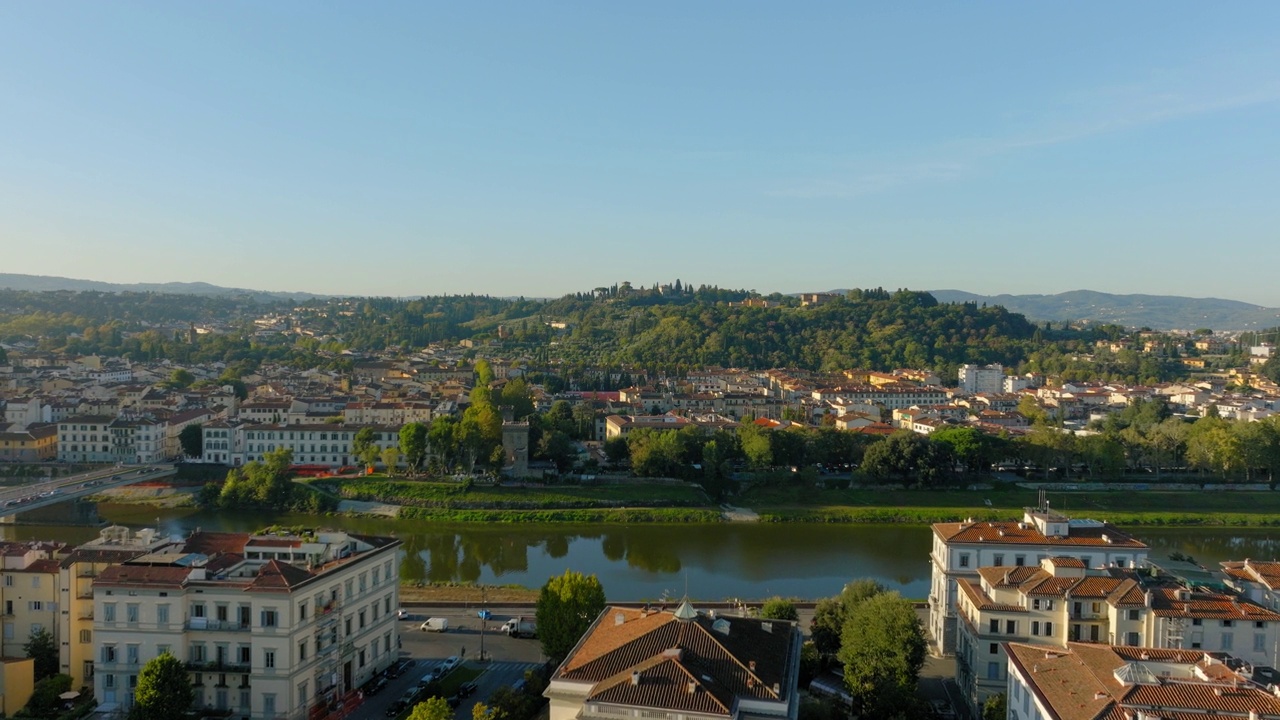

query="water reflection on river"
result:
[4,504,1280,600]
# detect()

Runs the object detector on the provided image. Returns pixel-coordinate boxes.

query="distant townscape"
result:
[2,282,1280,720]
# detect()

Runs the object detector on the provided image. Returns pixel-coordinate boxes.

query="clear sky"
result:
[3,3,1279,304]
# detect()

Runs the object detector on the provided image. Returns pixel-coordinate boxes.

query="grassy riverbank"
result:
[314,476,708,509]
[742,485,1280,526]
[397,506,722,523]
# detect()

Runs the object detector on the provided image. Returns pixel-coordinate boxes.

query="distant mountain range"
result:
[0,273,327,303]
[929,290,1280,331]
[3,274,1278,331]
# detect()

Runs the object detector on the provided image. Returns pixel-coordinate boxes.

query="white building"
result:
[92,529,400,719]
[108,417,168,464]
[929,507,1149,657]
[958,364,1005,395]
[1005,642,1280,720]
[57,415,117,463]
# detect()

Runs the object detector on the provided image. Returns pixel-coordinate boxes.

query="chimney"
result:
[772,683,780,695]
[630,671,640,686]
[687,681,697,694]
[749,660,757,672]
[615,613,626,626]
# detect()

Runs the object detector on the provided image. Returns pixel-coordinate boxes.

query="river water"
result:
[4,504,1279,601]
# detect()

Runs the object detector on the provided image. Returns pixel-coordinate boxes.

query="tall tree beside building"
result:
[23,627,58,681]
[399,421,429,473]
[178,423,203,458]
[129,652,194,720]
[838,592,926,719]
[759,597,799,621]
[535,570,607,664]
[353,427,377,466]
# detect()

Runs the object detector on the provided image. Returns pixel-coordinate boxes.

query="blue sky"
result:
[3,3,1279,303]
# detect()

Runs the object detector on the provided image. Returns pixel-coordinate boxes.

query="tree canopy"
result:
[838,592,926,719]
[536,570,607,664]
[129,652,194,720]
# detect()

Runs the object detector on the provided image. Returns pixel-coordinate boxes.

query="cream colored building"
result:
[59,526,181,689]
[92,529,400,719]
[955,557,1280,717]
[929,507,1149,656]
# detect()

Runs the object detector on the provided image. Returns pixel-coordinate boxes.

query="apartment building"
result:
[107,417,168,464]
[92,529,400,720]
[59,526,181,689]
[0,542,65,659]
[954,557,1280,715]
[57,415,116,463]
[0,424,57,462]
[1222,559,1280,612]
[958,364,1005,395]
[929,507,1149,656]
[1005,642,1280,720]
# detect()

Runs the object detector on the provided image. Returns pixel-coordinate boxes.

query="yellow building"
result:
[0,424,57,462]
[0,543,64,660]
[0,656,35,717]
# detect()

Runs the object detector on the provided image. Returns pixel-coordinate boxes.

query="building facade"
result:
[92,529,400,719]
[929,508,1149,657]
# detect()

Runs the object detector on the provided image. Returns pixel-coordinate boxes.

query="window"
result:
[80,629,92,643]
[1127,609,1140,621]
[157,605,169,625]
[127,645,139,665]
[264,694,276,716]
[958,554,970,568]
[103,646,118,663]
[1045,621,1053,637]
[1006,620,1016,635]
[104,604,116,623]
[261,609,278,628]
[1015,555,1026,566]
[2,576,11,587]
[359,573,367,593]
[1193,618,1203,626]
[1116,557,1127,568]
[345,616,353,635]
[1032,621,1041,636]
[1257,634,1268,652]
[298,681,309,705]
[191,603,206,618]
[28,601,43,612]
[987,662,1000,680]
[126,604,139,623]
[358,649,366,668]
[1222,633,1234,650]
[989,643,999,655]
[84,661,94,679]
[1080,556,1092,567]
[298,641,307,661]
[31,576,40,588]
[299,602,308,620]
[239,646,251,664]
[372,568,381,586]
[4,623,14,640]
[989,619,999,634]
[264,649,276,669]
[158,645,170,657]
[104,673,115,688]
[384,596,392,614]
[1125,632,1140,646]
[993,554,1004,567]
[1222,620,1235,628]
[1257,621,1267,629]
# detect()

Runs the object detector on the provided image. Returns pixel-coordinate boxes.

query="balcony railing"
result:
[186,660,252,674]
[187,618,250,632]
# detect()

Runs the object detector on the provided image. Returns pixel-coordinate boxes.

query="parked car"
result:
[363,676,388,697]
[457,682,478,698]
[397,608,410,620]
[442,656,460,672]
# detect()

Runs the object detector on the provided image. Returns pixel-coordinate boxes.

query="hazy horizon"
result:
[4,4,1279,304]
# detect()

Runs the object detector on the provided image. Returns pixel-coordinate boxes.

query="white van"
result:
[419,617,449,632]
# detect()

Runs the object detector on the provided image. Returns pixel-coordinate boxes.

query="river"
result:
[4,504,1278,601]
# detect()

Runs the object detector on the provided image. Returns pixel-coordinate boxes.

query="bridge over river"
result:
[0,464,176,523]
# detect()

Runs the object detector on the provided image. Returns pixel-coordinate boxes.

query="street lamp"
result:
[477,586,490,662]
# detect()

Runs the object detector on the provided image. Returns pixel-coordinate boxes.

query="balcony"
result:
[186,659,252,674]
[187,618,250,632]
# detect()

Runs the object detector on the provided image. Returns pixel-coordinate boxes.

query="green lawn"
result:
[319,476,709,509]
[742,484,1280,526]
